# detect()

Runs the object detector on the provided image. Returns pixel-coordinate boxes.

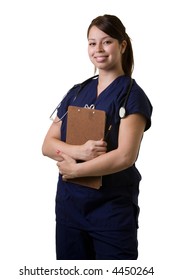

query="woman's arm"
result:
[57,114,146,178]
[42,117,107,161]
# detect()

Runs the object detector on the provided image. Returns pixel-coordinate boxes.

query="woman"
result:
[42,14,153,260]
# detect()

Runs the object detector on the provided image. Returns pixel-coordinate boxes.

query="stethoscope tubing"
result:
[50,75,133,121]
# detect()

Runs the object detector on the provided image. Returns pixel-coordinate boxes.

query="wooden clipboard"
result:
[65,105,106,189]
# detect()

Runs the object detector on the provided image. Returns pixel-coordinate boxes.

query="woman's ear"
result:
[121,40,127,54]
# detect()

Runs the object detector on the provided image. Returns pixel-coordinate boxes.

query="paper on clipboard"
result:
[65,105,106,189]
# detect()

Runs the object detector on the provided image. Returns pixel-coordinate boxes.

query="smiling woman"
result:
[87,14,134,78]
[88,27,127,80]
[42,14,153,260]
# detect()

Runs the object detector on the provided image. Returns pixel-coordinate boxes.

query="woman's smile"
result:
[94,55,108,62]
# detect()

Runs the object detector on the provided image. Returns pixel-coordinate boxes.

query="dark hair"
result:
[87,14,134,76]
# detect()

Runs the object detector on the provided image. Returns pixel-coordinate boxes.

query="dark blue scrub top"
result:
[56,75,153,230]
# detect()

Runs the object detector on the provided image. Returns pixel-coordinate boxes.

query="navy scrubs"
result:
[55,75,153,260]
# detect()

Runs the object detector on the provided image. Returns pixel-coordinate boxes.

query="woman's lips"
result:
[95,56,107,62]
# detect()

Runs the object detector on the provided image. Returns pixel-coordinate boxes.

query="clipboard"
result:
[65,105,106,189]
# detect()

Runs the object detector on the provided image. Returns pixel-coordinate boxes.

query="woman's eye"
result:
[103,40,111,45]
[89,42,96,46]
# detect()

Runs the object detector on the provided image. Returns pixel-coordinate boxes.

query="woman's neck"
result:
[97,70,125,96]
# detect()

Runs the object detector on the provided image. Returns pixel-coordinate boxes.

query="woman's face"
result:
[88,26,126,73]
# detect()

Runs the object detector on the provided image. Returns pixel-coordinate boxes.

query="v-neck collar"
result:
[94,75,126,99]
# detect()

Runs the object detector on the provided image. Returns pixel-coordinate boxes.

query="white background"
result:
[0,0,172,279]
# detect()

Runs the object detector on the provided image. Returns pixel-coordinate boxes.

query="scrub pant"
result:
[56,223,138,260]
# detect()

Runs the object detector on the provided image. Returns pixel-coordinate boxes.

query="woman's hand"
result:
[56,139,107,179]
[79,139,107,161]
[56,152,77,180]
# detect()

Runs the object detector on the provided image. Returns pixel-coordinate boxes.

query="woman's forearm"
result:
[42,137,107,162]
[56,114,145,178]
[75,148,134,177]
[42,117,107,162]
[57,147,136,180]
[42,137,82,161]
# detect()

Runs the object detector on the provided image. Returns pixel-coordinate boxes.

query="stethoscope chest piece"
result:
[119,106,126,118]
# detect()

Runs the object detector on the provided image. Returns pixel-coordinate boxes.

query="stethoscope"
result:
[119,77,133,118]
[49,75,133,121]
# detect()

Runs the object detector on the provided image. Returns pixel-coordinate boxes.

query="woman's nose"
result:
[96,43,104,52]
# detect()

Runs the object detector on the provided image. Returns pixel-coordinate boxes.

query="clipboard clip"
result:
[84,104,95,109]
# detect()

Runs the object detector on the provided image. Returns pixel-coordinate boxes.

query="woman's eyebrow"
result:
[88,36,111,41]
